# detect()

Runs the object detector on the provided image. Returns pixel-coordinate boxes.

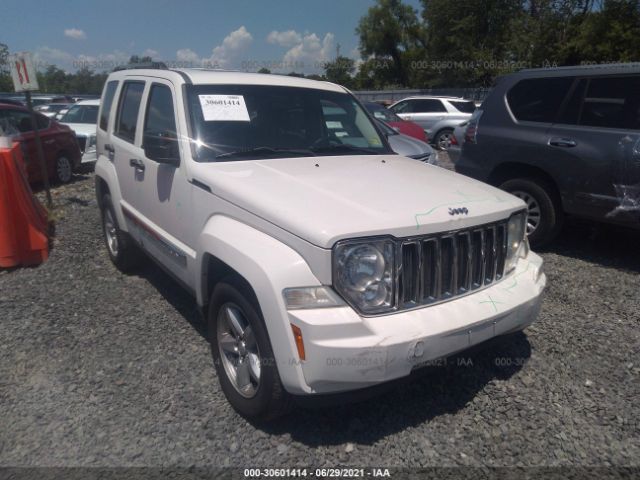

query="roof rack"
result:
[113,61,168,71]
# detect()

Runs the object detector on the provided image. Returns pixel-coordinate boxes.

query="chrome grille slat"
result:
[399,221,509,310]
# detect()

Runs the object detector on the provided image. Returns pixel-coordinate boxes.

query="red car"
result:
[364,102,428,142]
[0,103,82,184]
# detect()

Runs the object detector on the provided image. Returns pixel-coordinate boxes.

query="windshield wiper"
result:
[215,146,316,160]
[310,144,383,155]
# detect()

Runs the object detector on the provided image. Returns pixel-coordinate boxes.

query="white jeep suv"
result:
[95,68,546,419]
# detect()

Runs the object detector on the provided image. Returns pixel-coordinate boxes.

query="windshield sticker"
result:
[199,95,250,122]
[325,121,343,129]
[335,131,348,137]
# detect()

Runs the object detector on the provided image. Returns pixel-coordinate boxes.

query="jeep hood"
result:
[193,155,524,249]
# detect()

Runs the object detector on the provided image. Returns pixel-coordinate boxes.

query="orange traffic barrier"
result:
[0,140,49,267]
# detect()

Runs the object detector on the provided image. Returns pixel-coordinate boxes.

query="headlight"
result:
[505,211,527,273]
[333,239,395,314]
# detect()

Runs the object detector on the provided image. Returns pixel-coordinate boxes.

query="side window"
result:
[6,110,35,133]
[115,81,145,143]
[579,76,640,130]
[99,80,118,131]
[558,79,588,125]
[390,101,411,114]
[507,77,574,123]
[414,99,447,113]
[143,84,177,138]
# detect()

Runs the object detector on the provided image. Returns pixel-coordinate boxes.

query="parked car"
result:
[389,96,476,150]
[376,119,436,164]
[364,102,428,142]
[95,68,545,420]
[35,103,73,118]
[0,103,81,183]
[447,121,469,164]
[455,63,640,246]
[59,99,99,164]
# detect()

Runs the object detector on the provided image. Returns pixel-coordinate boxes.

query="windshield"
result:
[187,84,390,161]
[366,104,403,123]
[61,105,99,124]
[375,119,398,136]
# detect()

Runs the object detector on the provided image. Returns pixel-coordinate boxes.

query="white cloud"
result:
[142,48,159,59]
[209,26,253,67]
[282,32,335,72]
[176,48,201,65]
[64,28,86,40]
[33,46,129,72]
[266,30,302,48]
[174,27,252,69]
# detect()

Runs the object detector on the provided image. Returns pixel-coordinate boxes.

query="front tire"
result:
[54,155,73,184]
[100,194,141,272]
[209,278,291,420]
[500,177,563,247]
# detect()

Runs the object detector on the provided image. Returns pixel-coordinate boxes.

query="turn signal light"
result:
[290,324,306,361]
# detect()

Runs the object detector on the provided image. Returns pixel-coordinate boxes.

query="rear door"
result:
[549,75,640,224]
[406,99,448,133]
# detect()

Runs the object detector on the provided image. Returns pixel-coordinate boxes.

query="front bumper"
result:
[81,148,97,164]
[287,252,545,394]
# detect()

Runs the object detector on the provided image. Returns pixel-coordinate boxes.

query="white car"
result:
[59,99,99,164]
[95,68,546,420]
[388,96,476,150]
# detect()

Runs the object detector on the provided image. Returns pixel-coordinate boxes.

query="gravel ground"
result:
[1,162,639,472]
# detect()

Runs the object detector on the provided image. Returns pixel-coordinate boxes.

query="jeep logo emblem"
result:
[448,207,469,216]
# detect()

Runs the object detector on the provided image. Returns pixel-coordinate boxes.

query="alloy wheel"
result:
[217,303,261,398]
[56,156,72,183]
[103,209,119,256]
[437,132,453,150]
[511,190,541,235]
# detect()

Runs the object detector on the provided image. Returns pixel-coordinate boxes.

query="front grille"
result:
[398,221,508,308]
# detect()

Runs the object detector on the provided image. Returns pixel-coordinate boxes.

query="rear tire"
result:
[500,177,563,247]
[100,194,141,272]
[209,277,291,421]
[434,128,454,150]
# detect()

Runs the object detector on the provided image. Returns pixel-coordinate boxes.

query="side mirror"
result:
[143,132,180,166]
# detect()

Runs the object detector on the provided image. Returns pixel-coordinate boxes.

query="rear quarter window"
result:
[99,80,119,131]
[507,77,574,123]
[449,101,476,114]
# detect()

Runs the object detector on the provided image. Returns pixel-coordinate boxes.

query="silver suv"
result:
[389,96,476,150]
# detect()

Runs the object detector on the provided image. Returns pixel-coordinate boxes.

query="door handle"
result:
[104,143,115,161]
[129,158,145,171]
[548,137,577,148]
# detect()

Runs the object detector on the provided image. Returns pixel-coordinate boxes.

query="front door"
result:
[548,75,640,224]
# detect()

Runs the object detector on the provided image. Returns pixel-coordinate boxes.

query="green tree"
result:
[0,43,14,92]
[128,55,154,64]
[563,0,640,64]
[421,0,523,86]
[356,0,425,86]
[257,67,271,74]
[323,56,356,88]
